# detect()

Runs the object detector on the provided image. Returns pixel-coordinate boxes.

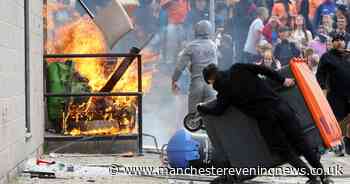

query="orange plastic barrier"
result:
[290,58,342,148]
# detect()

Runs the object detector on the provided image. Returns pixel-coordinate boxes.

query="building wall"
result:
[0,0,44,183]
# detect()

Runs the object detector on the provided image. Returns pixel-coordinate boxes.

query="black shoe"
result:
[344,137,350,155]
[306,177,322,184]
[322,176,335,184]
[334,144,345,157]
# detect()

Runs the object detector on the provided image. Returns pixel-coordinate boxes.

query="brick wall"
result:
[0,0,44,183]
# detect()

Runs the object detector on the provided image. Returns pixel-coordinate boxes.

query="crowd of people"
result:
[130,0,349,76]
[230,0,350,159]
[240,0,349,70]
[49,1,350,183]
[66,0,350,160]
[130,0,350,155]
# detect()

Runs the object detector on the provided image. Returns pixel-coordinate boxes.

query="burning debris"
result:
[45,2,157,136]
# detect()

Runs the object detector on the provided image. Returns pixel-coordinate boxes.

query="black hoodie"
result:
[274,39,301,66]
[316,49,350,97]
[198,63,286,116]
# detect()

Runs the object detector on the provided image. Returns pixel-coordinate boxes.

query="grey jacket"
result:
[172,38,218,81]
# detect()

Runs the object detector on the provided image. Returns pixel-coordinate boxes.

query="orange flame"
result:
[45,2,157,136]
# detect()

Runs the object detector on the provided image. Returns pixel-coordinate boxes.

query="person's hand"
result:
[283,78,295,87]
[268,16,278,23]
[322,89,328,96]
[171,80,180,95]
[197,103,205,114]
[302,38,308,46]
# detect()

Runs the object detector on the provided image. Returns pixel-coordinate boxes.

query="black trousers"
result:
[250,100,325,180]
[327,92,350,121]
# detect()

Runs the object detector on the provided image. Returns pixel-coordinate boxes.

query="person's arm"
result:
[274,59,282,71]
[291,42,301,57]
[253,20,265,49]
[238,63,286,84]
[313,5,322,29]
[273,44,281,61]
[256,20,264,38]
[346,41,350,50]
[307,30,313,42]
[172,47,191,82]
[198,91,231,116]
[262,23,273,43]
[316,54,330,89]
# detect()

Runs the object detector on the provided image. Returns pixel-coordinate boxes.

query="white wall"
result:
[0,0,44,183]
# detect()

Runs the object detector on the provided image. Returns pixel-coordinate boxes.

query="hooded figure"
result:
[198,63,334,184]
[172,20,218,114]
[317,33,350,155]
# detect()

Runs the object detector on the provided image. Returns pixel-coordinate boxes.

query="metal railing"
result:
[43,53,143,154]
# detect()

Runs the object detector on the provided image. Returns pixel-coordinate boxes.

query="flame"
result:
[67,127,134,137]
[45,2,157,136]
[58,16,108,90]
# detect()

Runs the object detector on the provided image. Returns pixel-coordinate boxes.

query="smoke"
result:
[142,70,188,147]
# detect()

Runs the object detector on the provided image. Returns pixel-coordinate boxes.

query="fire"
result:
[69,126,133,137]
[58,16,108,91]
[45,2,157,136]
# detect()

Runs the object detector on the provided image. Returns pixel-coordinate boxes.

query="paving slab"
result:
[12,152,350,184]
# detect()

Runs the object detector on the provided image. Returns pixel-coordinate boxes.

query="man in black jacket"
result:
[317,34,350,155]
[274,27,301,66]
[198,64,333,184]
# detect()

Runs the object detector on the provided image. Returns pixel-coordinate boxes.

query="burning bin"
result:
[44,50,144,154]
[47,62,69,130]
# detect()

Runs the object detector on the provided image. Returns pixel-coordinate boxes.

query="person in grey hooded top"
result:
[172,20,218,114]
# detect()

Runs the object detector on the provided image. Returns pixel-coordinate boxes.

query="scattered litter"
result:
[23,158,116,179]
[66,165,74,172]
[58,163,65,171]
[49,153,58,158]
[37,158,56,165]
[22,171,56,179]
[121,152,134,158]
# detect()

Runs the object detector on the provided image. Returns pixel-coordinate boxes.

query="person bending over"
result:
[198,63,333,184]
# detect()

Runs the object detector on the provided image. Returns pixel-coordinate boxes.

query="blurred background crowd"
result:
[53,0,350,85]
[51,0,350,147]
[126,0,350,71]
